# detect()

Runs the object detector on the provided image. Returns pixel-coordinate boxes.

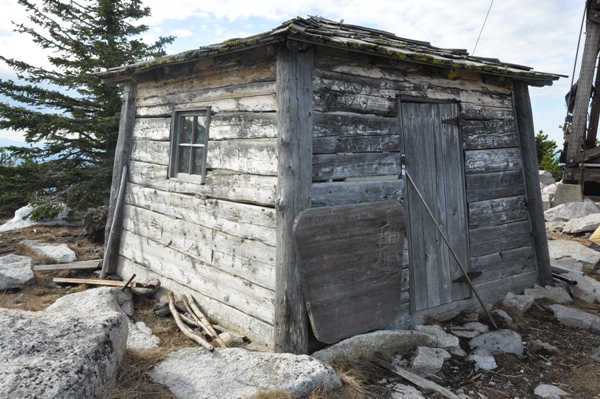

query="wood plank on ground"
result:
[34,259,102,271]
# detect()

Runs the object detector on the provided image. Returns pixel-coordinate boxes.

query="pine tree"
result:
[0,0,173,216]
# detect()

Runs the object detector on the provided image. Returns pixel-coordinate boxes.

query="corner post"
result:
[513,81,552,286]
[274,44,313,354]
[104,80,137,273]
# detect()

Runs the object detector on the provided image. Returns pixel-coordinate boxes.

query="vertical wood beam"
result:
[567,19,600,160]
[104,81,137,274]
[274,45,313,354]
[513,81,553,286]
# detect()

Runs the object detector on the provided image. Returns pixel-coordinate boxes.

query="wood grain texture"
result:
[274,47,313,354]
[469,220,532,257]
[117,256,275,348]
[294,202,406,344]
[311,179,404,207]
[470,246,536,284]
[128,160,277,206]
[312,153,401,181]
[513,81,552,285]
[465,170,524,202]
[468,196,528,229]
[462,120,519,150]
[464,148,523,174]
[105,81,137,273]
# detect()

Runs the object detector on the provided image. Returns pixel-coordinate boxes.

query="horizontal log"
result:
[128,161,276,206]
[137,59,276,100]
[313,135,400,154]
[462,121,519,150]
[208,139,278,175]
[468,195,528,229]
[132,117,171,141]
[460,103,514,121]
[136,94,277,117]
[124,183,276,245]
[311,179,404,207]
[469,220,531,244]
[117,256,274,347]
[34,260,101,271]
[313,112,398,138]
[312,153,401,180]
[465,170,524,202]
[470,246,536,284]
[131,139,170,166]
[210,112,277,140]
[122,205,276,289]
[120,229,275,323]
[464,148,523,174]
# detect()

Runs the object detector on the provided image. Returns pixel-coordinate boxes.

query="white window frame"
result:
[169,107,211,184]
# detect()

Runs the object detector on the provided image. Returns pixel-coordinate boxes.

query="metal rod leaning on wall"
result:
[404,171,498,329]
[100,165,128,280]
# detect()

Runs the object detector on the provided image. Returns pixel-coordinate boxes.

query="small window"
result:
[169,107,211,183]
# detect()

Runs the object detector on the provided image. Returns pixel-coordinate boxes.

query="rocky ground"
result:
[1,211,600,398]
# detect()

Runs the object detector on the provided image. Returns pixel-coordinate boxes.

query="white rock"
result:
[542,192,552,211]
[562,213,600,234]
[415,325,460,349]
[524,285,572,304]
[562,272,600,303]
[549,304,600,333]
[466,330,523,371]
[0,204,75,233]
[127,320,161,350]
[311,330,436,363]
[503,292,535,312]
[450,322,490,339]
[391,383,426,399]
[21,240,76,263]
[542,183,558,195]
[544,201,600,222]
[534,384,570,398]
[149,348,342,399]
[492,309,514,323]
[539,171,555,186]
[548,240,600,272]
[0,299,128,398]
[0,254,34,290]
[410,346,451,376]
[47,286,133,315]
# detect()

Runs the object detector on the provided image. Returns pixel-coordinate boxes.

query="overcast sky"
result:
[0,0,584,146]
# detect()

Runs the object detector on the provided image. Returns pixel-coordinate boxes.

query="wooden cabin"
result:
[98,17,560,354]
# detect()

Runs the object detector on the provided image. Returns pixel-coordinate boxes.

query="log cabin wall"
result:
[310,46,539,319]
[115,46,280,348]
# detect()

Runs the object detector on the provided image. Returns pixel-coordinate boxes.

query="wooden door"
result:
[400,102,470,312]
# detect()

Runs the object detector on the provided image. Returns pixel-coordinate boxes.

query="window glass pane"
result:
[195,116,207,144]
[178,146,191,173]
[192,147,204,175]
[180,116,193,144]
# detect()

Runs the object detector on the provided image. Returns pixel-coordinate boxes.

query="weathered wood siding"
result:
[116,47,279,347]
[310,47,536,314]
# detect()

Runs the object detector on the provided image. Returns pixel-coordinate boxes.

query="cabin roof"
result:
[98,16,563,86]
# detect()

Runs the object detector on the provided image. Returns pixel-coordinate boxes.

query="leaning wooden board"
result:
[293,201,406,344]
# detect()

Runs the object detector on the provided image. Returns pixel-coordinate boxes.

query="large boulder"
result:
[562,213,600,234]
[311,330,436,363]
[0,254,34,290]
[524,285,572,305]
[149,348,342,399]
[561,272,600,304]
[21,240,76,264]
[0,303,128,398]
[544,201,600,222]
[548,240,600,272]
[539,171,556,187]
[549,304,600,333]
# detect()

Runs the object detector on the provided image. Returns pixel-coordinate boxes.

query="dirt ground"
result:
[2,222,600,399]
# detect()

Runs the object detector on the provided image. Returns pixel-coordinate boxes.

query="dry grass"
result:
[254,389,296,399]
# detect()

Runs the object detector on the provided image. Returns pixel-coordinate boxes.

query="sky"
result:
[0,0,585,147]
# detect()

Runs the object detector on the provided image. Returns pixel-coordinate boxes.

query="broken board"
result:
[293,201,406,344]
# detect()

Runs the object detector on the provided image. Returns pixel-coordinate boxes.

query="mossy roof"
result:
[98,16,563,86]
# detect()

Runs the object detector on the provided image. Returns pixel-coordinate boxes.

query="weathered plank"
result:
[465,170,525,202]
[136,94,277,117]
[470,246,536,284]
[460,104,514,121]
[131,117,171,141]
[105,81,137,273]
[468,195,528,229]
[128,161,277,206]
[464,148,523,174]
[208,139,278,175]
[313,112,398,138]
[124,183,276,245]
[137,59,276,100]
[461,120,518,149]
[122,204,276,289]
[34,260,101,271]
[210,112,277,140]
[311,179,404,207]
[513,81,552,286]
[274,47,313,354]
[117,256,275,348]
[313,135,400,154]
[312,153,401,181]
[130,139,170,166]
[120,229,275,323]
[469,220,532,257]
[294,202,406,344]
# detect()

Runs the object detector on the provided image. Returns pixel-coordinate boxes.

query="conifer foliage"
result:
[0,0,173,216]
